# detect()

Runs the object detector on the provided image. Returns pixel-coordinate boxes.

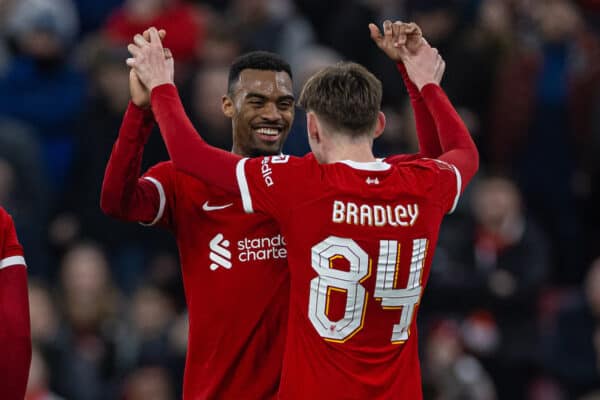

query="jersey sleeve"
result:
[0,208,31,400]
[100,102,166,224]
[418,158,462,214]
[140,161,178,229]
[236,155,309,220]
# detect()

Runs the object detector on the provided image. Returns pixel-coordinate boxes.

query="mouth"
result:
[253,126,283,143]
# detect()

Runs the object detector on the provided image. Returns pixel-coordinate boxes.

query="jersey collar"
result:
[338,159,391,171]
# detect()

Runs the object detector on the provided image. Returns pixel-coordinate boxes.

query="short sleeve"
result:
[236,155,309,220]
[0,209,26,270]
[141,161,177,228]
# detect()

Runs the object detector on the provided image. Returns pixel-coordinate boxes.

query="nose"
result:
[261,102,281,122]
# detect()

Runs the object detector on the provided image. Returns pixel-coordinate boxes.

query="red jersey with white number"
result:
[236,153,461,399]
[142,161,289,399]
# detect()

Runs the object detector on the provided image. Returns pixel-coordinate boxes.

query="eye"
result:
[249,99,264,107]
[278,101,293,110]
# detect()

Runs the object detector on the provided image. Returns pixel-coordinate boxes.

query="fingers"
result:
[126,57,135,67]
[163,48,172,59]
[143,28,166,41]
[127,43,141,57]
[368,23,383,45]
[407,22,422,36]
[392,21,407,47]
[383,20,393,40]
[133,33,148,47]
[148,27,162,46]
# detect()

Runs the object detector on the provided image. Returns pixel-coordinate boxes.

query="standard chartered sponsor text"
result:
[238,234,287,262]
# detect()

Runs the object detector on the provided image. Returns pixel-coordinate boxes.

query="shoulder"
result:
[144,161,210,198]
[395,158,456,171]
[245,153,315,174]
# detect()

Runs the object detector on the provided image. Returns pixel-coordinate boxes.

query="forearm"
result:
[0,266,31,400]
[421,84,479,188]
[150,84,240,194]
[100,102,160,221]
[397,63,442,157]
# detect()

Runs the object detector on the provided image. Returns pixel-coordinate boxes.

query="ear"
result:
[222,95,235,118]
[373,111,386,139]
[306,112,321,143]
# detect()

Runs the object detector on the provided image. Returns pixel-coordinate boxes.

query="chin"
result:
[248,146,282,158]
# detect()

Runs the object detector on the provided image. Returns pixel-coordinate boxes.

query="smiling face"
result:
[224,69,294,157]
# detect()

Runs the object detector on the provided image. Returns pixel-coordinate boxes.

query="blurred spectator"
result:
[26,345,65,400]
[187,64,233,150]
[226,0,314,59]
[427,176,550,398]
[104,0,205,65]
[487,0,600,282]
[52,241,122,399]
[121,365,175,400]
[116,285,183,396]
[196,17,241,67]
[57,35,172,288]
[422,319,497,400]
[28,280,59,347]
[543,257,600,398]
[0,0,86,192]
[73,0,125,36]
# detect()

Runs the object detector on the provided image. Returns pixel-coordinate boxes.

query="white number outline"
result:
[308,236,428,343]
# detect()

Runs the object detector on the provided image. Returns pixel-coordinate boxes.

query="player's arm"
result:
[150,84,241,194]
[422,85,478,190]
[369,21,442,161]
[403,41,479,190]
[127,27,241,194]
[101,29,174,223]
[0,210,31,400]
[100,98,164,222]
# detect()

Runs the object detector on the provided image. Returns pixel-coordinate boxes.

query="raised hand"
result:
[129,28,168,108]
[126,27,174,92]
[369,20,424,62]
[402,42,446,91]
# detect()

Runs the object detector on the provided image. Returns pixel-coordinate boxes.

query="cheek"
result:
[283,110,294,125]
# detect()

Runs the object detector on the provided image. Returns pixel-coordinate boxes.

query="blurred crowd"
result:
[0,0,598,398]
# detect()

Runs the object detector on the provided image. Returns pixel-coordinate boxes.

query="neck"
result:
[320,134,376,164]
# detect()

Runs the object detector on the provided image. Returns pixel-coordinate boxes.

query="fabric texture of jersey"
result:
[237,154,460,399]
[142,161,289,399]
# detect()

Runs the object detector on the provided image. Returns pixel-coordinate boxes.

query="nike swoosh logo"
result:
[202,201,233,212]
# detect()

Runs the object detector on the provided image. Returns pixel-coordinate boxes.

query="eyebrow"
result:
[246,92,295,102]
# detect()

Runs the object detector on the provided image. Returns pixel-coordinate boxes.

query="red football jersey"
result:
[142,162,289,399]
[0,207,30,400]
[236,154,461,399]
[0,208,26,268]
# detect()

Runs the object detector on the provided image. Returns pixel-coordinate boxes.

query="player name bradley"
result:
[332,200,419,227]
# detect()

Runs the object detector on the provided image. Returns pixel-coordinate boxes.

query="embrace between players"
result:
[101,20,478,399]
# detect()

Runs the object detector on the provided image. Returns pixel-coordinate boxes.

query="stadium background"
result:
[0,0,599,398]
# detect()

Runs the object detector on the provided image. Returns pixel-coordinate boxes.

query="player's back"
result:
[143,162,289,399]
[267,156,460,399]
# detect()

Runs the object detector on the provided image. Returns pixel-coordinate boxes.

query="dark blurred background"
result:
[0,0,599,398]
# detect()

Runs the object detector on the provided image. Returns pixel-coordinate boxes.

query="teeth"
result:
[256,128,279,136]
